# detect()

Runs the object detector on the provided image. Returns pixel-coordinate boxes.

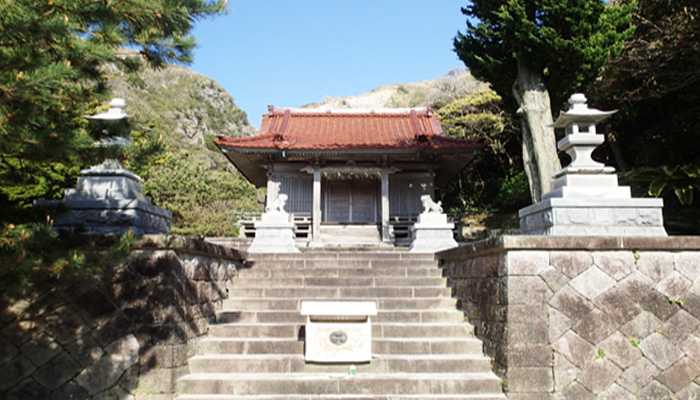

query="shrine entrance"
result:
[322,178,379,224]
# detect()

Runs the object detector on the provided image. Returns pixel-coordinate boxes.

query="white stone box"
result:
[300,300,377,363]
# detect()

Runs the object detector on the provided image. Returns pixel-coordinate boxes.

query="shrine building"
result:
[215,106,480,246]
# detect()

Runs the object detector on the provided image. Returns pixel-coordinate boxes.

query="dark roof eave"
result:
[216,142,268,187]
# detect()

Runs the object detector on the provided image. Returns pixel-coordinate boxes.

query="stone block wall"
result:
[438,236,700,400]
[0,235,245,400]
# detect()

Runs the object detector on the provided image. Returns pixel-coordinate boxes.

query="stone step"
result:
[178,395,506,400]
[232,277,447,288]
[198,338,305,355]
[217,310,465,324]
[373,338,484,355]
[236,267,443,278]
[245,259,438,269]
[226,287,453,299]
[197,337,485,355]
[221,298,457,311]
[188,354,493,374]
[176,372,503,396]
[208,323,473,339]
[247,252,436,261]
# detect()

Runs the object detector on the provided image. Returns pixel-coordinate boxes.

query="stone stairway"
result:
[176,251,506,400]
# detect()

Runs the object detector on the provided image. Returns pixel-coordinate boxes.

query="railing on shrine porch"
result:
[235,212,312,240]
[236,212,432,245]
[388,215,418,246]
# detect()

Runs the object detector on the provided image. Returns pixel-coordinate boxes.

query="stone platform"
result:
[519,197,666,236]
[438,235,700,399]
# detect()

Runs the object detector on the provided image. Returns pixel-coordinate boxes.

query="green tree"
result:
[454,0,635,201]
[437,90,528,216]
[591,0,700,233]
[143,150,259,236]
[0,0,225,222]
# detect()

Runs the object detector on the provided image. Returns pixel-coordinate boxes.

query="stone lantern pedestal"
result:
[519,94,666,236]
[46,160,172,235]
[248,194,299,253]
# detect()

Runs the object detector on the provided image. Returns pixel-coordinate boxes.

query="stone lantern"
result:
[519,93,666,236]
[37,99,172,235]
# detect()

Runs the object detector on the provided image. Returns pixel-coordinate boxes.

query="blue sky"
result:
[190,1,468,128]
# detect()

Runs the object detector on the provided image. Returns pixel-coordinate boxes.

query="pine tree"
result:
[0,0,225,221]
[454,0,635,201]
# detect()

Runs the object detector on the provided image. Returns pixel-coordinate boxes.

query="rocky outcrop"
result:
[305,68,488,110]
[108,64,253,171]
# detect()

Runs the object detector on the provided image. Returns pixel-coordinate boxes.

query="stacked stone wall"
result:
[439,236,700,400]
[0,236,244,400]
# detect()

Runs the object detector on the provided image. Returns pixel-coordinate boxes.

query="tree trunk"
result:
[512,58,561,202]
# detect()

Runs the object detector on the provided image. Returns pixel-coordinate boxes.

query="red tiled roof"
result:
[215,107,480,151]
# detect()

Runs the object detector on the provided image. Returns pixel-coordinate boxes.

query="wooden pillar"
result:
[381,170,391,243]
[312,167,322,242]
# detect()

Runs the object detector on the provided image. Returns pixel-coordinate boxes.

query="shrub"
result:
[141,150,258,236]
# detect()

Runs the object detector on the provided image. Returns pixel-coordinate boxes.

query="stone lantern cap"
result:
[553,94,618,176]
[553,93,616,128]
[87,98,128,121]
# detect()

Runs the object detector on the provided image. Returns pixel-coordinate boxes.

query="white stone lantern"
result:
[518,93,666,236]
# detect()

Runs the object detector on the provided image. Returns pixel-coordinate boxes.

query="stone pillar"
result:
[380,170,391,243]
[312,167,322,243]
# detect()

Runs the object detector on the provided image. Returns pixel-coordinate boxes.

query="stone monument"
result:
[300,300,377,363]
[409,195,458,253]
[519,93,667,236]
[247,194,299,253]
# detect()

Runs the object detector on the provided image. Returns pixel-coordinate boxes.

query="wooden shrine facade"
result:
[215,107,480,245]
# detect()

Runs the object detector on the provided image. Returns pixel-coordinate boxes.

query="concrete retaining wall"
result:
[0,235,245,400]
[438,236,700,400]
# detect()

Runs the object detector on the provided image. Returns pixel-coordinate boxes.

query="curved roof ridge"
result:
[267,106,430,115]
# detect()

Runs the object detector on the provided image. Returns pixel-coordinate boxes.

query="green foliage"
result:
[437,90,528,216]
[437,91,506,148]
[0,0,226,221]
[142,150,258,237]
[590,0,700,232]
[494,171,531,210]
[453,0,635,203]
[113,64,259,236]
[122,128,167,178]
[625,165,700,206]
[454,0,636,111]
[595,348,606,360]
[0,223,136,297]
[629,337,641,348]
